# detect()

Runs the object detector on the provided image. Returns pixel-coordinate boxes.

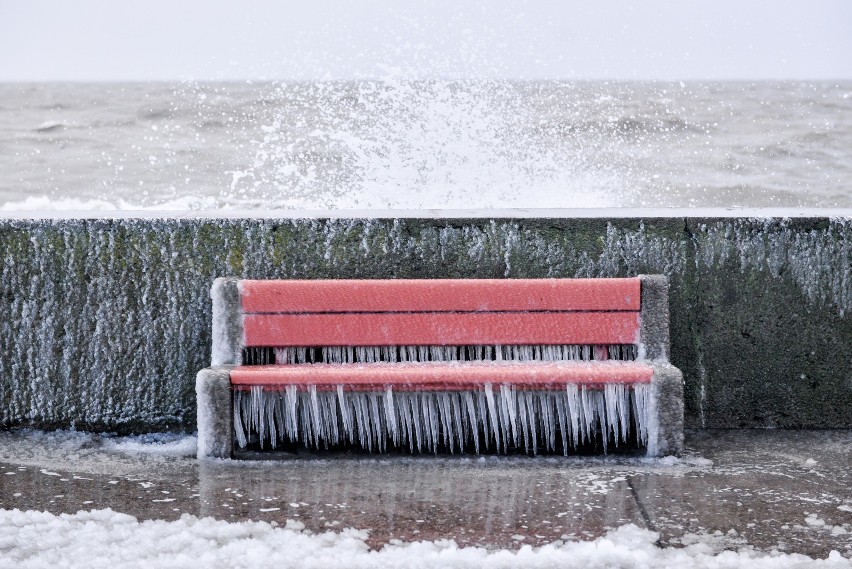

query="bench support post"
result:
[649,363,684,457]
[196,366,233,459]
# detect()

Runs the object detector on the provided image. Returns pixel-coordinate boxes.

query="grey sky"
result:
[1,0,850,81]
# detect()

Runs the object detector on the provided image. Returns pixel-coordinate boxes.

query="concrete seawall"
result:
[1,209,850,432]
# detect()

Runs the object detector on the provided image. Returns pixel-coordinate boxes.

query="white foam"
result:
[0,195,218,212]
[1,206,850,220]
[226,81,632,210]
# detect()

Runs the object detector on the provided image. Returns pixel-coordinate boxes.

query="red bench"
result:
[196,277,683,458]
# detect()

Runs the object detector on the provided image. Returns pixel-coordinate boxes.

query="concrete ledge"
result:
[1,214,850,432]
[3,207,851,220]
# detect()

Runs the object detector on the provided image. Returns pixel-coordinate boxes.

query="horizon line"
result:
[2,77,852,84]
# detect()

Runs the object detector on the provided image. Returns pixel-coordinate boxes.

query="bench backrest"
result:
[241,278,640,347]
[210,276,670,365]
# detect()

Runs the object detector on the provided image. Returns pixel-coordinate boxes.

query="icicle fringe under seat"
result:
[233,383,652,455]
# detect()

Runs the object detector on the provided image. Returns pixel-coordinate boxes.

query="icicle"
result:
[483,384,501,451]
[632,383,651,447]
[565,384,580,448]
[265,390,278,448]
[384,386,399,446]
[409,393,424,452]
[475,389,490,451]
[309,386,322,447]
[232,378,651,456]
[436,393,453,451]
[579,386,594,445]
[264,344,637,366]
[399,392,414,452]
[594,389,608,453]
[233,391,248,449]
[463,391,480,453]
[500,385,516,446]
[553,391,569,454]
[604,384,619,441]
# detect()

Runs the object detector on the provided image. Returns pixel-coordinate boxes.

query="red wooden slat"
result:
[239,278,640,313]
[243,312,640,347]
[230,361,653,391]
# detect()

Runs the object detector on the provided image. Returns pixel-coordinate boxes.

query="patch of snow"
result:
[0,509,849,568]
[102,434,197,457]
[803,514,850,536]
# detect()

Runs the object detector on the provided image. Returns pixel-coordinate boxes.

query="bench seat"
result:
[230,361,654,391]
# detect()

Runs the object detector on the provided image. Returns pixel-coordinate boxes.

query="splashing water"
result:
[225,80,679,209]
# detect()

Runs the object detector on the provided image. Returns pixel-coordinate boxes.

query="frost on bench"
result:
[196,276,683,459]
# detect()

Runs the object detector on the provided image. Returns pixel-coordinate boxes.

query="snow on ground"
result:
[0,509,848,569]
[100,433,197,457]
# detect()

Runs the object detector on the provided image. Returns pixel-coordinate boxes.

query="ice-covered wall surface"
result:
[1,212,850,432]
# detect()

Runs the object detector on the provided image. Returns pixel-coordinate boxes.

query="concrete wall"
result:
[1,212,850,432]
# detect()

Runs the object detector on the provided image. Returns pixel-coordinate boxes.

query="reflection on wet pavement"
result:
[1,430,850,556]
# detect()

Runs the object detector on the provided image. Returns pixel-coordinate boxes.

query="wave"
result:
[33,121,67,133]
[227,80,637,208]
[0,195,219,212]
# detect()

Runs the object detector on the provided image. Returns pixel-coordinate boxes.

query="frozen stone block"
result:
[196,366,233,459]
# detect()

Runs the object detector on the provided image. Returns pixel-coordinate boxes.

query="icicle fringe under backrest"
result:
[269,344,637,365]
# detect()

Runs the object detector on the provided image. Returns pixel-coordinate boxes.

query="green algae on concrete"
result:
[0,214,850,432]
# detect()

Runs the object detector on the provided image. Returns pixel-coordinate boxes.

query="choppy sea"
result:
[1,80,850,211]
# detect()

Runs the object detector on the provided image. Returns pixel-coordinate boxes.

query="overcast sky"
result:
[1,0,850,81]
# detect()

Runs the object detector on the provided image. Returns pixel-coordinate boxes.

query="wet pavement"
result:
[0,429,850,557]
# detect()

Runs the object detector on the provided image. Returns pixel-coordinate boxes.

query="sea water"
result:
[1,80,851,211]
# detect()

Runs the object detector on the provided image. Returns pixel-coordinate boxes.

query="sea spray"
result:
[226,80,692,209]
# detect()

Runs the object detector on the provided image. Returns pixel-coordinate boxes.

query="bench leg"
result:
[196,366,233,460]
[647,363,684,457]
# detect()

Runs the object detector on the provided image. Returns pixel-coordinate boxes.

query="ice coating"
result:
[210,278,242,366]
[232,383,652,455]
[228,361,653,390]
[244,312,641,347]
[239,277,641,312]
[695,218,852,315]
[271,345,637,364]
[223,275,665,457]
[0,216,849,432]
